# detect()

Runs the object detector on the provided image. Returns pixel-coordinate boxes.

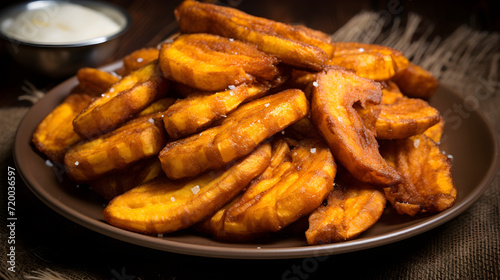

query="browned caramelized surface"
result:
[159,33,279,91]
[32,93,92,163]
[423,117,445,143]
[76,68,120,97]
[29,0,457,246]
[163,82,270,139]
[306,173,386,244]
[200,138,335,241]
[311,66,401,186]
[73,61,168,139]
[159,89,308,179]
[103,143,271,234]
[329,42,409,81]
[122,47,161,76]
[380,134,457,216]
[65,116,166,182]
[392,62,438,99]
[175,0,334,70]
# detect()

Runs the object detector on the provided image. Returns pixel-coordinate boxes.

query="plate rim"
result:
[13,68,499,259]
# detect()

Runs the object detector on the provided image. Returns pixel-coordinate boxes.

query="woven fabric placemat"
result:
[0,12,498,280]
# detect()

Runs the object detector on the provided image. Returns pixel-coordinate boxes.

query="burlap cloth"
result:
[0,12,498,280]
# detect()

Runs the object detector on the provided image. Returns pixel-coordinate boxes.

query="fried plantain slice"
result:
[73,61,169,139]
[159,33,279,91]
[380,134,457,216]
[200,138,335,242]
[65,115,166,182]
[306,171,386,244]
[175,0,333,70]
[122,47,160,76]
[374,94,441,140]
[163,82,270,139]
[328,42,409,81]
[391,62,438,99]
[76,68,120,97]
[88,157,163,201]
[32,93,92,163]
[311,66,401,186]
[103,142,271,235]
[159,89,309,179]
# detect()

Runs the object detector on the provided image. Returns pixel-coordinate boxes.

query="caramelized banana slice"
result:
[175,0,333,70]
[32,93,92,163]
[122,47,160,76]
[306,172,386,244]
[76,68,120,97]
[65,115,166,182]
[73,61,168,139]
[201,139,335,242]
[159,89,309,179]
[328,42,409,81]
[391,62,438,99]
[380,134,457,216]
[374,93,441,140]
[163,82,270,139]
[103,142,271,234]
[311,66,401,186]
[159,33,278,91]
[88,157,163,201]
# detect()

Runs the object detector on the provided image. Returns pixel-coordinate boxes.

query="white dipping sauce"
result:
[3,3,121,44]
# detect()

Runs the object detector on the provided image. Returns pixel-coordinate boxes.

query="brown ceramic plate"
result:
[14,62,499,259]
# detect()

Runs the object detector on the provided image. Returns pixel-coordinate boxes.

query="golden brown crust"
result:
[32,93,92,163]
[311,66,401,186]
[174,0,333,70]
[306,174,386,244]
[122,47,160,76]
[328,42,409,81]
[103,142,271,234]
[380,134,456,216]
[159,88,309,179]
[373,91,441,139]
[163,82,270,139]
[29,0,453,246]
[159,33,279,91]
[380,81,405,104]
[73,61,169,139]
[76,68,120,97]
[423,117,445,144]
[88,157,163,201]
[65,116,167,182]
[136,97,176,117]
[391,62,438,99]
[200,138,335,241]
[284,117,322,141]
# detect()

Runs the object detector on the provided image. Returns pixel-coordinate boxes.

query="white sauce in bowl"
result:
[2,3,122,44]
